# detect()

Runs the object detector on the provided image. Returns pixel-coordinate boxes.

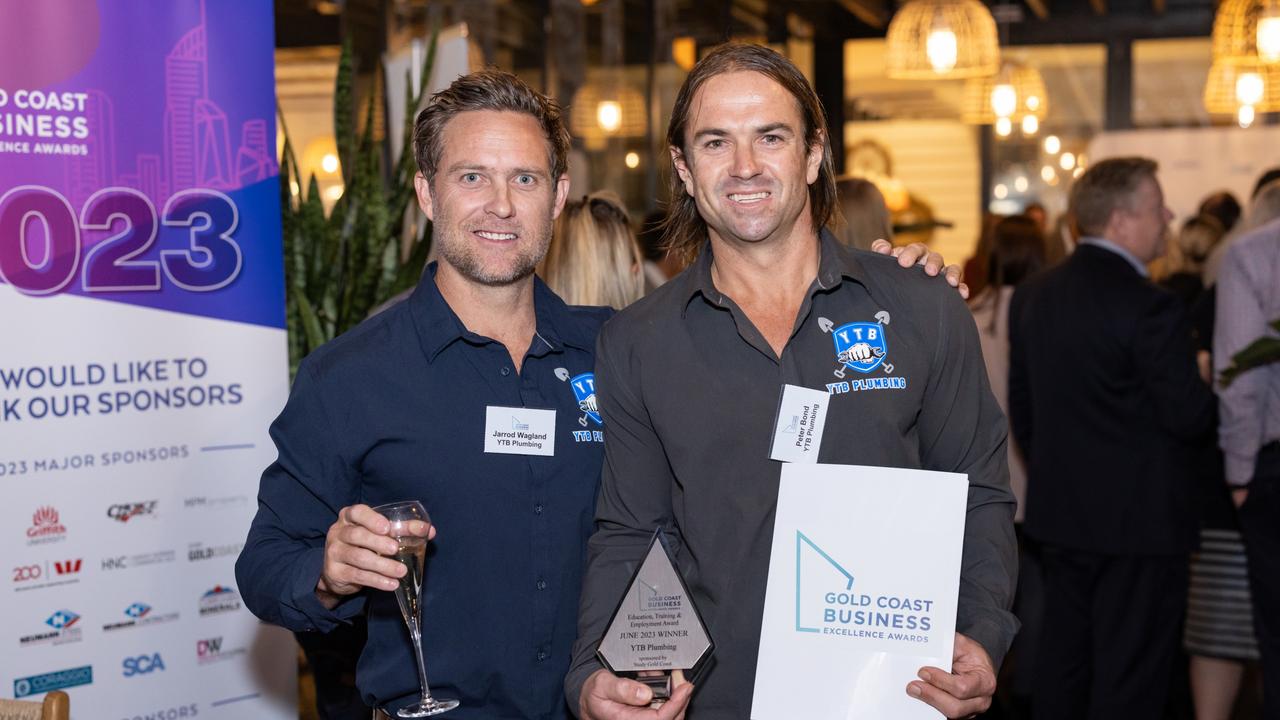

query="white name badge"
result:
[484,406,556,457]
[768,384,829,464]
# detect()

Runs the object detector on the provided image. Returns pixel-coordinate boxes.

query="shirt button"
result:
[536,579,547,591]
[536,650,548,662]
[534,503,544,515]
[500,367,511,376]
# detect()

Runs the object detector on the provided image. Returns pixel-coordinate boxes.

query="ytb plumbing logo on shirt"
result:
[555,368,604,443]
[794,531,934,646]
[819,313,908,395]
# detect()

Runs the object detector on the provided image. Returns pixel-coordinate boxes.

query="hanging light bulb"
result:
[994,183,1008,199]
[926,15,959,73]
[1021,114,1040,135]
[1060,152,1076,171]
[1014,176,1029,193]
[990,83,1018,118]
[1239,104,1257,128]
[1025,95,1042,112]
[1236,72,1265,106]
[1041,165,1057,183]
[1259,2,1280,62]
[597,101,622,133]
[1044,135,1061,154]
[995,117,1013,136]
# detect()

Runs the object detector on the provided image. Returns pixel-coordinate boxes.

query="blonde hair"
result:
[539,191,644,309]
[834,176,893,250]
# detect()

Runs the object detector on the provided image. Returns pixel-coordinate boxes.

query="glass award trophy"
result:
[596,529,714,704]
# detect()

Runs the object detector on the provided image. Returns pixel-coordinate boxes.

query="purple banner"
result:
[0,0,283,328]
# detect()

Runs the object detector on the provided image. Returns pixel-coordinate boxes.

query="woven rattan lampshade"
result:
[886,0,1000,79]
[1211,0,1280,64]
[569,78,646,148]
[1204,59,1280,113]
[961,61,1049,124]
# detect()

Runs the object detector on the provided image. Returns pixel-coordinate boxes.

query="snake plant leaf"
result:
[334,38,355,186]
[294,286,327,353]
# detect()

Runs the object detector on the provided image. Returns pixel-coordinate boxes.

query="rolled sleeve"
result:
[235,360,367,633]
[918,292,1019,668]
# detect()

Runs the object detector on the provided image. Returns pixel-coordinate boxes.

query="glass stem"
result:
[407,620,435,704]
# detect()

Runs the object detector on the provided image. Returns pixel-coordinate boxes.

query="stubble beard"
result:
[433,204,553,287]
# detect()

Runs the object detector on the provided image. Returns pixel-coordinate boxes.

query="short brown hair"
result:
[662,43,838,262]
[413,69,570,184]
[1069,157,1158,237]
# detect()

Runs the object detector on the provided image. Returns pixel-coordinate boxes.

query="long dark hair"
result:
[661,43,838,263]
[977,215,1046,333]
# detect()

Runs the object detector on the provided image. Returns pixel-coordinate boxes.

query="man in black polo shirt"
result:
[568,45,1017,720]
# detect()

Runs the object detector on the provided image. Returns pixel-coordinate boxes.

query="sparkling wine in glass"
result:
[373,500,459,717]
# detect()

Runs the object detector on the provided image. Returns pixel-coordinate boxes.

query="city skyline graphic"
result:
[64,0,276,211]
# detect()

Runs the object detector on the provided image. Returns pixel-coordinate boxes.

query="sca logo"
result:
[107,501,158,523]
[122,652,165,677]
[26,506,67,545]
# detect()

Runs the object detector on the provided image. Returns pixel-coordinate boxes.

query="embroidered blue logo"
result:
[554,368,602,426]
[820,311,895,377]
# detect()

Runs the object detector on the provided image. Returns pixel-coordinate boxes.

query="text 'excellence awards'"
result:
[596,529,714,704]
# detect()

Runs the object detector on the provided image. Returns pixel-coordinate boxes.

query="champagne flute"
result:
[372,500,459,717]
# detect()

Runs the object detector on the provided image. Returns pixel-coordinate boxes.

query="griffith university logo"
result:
[794,531,933,644]
[26,505,67,545]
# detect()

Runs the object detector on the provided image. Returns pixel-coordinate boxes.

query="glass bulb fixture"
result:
[597,101,622,133]
[1239,104,1256,128]
[926,22,958,73]
[1236,72,1265,106]
[1259,4,1280,62]
[1044,135,1061,154]
[991,83,1017,117]
[1021,115,1039,135]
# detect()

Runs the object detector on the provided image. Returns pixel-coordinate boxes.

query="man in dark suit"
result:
[1009,157,1215,720]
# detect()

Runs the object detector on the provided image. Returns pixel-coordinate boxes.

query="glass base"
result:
[395,698,460,717]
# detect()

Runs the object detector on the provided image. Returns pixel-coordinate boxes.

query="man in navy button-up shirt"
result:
[236,70,610,718]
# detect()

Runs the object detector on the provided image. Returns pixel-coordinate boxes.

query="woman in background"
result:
[539,191,645,309]
[833,176,893,251]
[968,214,1047,716]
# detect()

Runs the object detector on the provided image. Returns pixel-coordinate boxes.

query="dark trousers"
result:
[1031,547,1188,720]
[1240,441,1280,720]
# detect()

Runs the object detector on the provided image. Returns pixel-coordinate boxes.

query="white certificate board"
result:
[751,464,969,720]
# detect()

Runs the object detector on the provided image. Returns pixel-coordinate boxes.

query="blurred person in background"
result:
[1024,201,1048,236]
[1160,211,1259,720]
[636,209,684,292]
[1198,191,1242,236]
[833,175,893,250]
[1010,157,1215,720]
[539,191,645,309]
[962,212,1006,298]
[1205,168,1280,286]
[968,215,1047,717]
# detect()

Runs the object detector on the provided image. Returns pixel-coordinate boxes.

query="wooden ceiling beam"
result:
[836,0,889,29]
[1024,0,1050,20]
